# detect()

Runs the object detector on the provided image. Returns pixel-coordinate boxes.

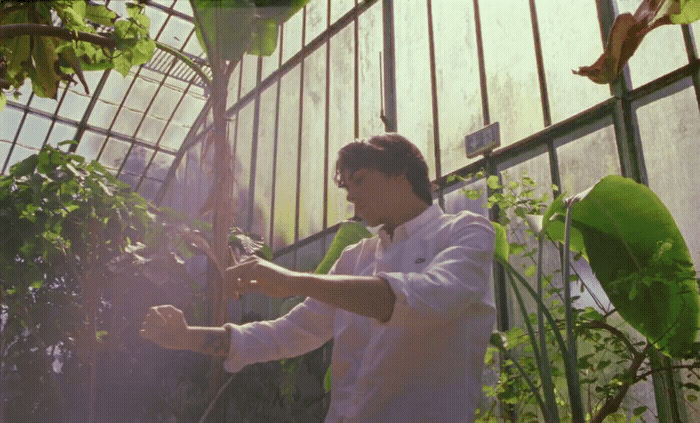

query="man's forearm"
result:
[183,326,230,356]
[292,274,395,322]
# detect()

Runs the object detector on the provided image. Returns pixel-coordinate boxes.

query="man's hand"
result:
[139,305,189,350]
[226,256,299,298]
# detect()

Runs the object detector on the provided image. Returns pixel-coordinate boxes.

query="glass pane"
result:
[145,151,175,181]
[357,2,385,138]
[151,85,182,121]
[481,2,544,146]
[283,8,304,63]
[158,14,190,50]
[123,145,154,175]
[136,115,167,145]
[75,130,106,161]
[100,138,131,170]
[160,123,188,151]
[557,125,620,196]
[99,73,134,106]
[536,0,611,123]
[87,99,118,128]
[305,0,328,43]
[252,86,277,242]
[0,107,24,141]
[272,67,301,250]
[128,76,159,113]
[432,1,484,175]
[17,114,51,148]
[46,122,77,147]
[637,86,700,266]
[112,107,144,137]
[331,0,355,23]
[327,24,356,227]
[394,0,435,179]
[232,102,255,230]
[298,47,326,239]
[616,0,687,88]
[30,91,62,114]
[240,55,261,102]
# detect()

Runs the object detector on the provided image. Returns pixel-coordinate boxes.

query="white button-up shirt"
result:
[224,204,496,422]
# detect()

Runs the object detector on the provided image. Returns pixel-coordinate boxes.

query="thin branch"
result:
[0,23,115,48]
[580,320,639,357]
[590,349,648,423]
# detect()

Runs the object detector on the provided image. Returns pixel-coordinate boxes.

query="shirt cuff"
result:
[222,323,245,373]
[376,271,416,327]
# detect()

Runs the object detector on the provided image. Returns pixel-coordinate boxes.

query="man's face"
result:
[341,167,403,227]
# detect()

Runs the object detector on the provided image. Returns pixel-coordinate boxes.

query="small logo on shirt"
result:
[415,258,426,264]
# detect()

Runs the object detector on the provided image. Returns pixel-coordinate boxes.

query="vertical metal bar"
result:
[41,84,71,149]
[425,0,443,208]
[2,92,33,174]
[293,7,308,270]
[247,56,264,234]
[528,0,551,128]
[681,24,700,109]
[269,24,284,252]
[323,0,332,232]
[70,70,111,153]
[354,0,360,139]
[381,0,397,132]
[472,0,490,126]
[596,0,648,185]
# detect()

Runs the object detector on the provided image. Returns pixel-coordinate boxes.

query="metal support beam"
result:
[381,0,397,132]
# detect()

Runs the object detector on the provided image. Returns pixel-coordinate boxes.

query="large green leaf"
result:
[543,175,699,357]
[314,221,372,275]
[190,0,256,62]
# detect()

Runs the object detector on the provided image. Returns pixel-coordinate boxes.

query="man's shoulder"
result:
[442,209,494,232]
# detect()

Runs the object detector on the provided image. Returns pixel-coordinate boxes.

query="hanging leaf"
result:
[190,0,256,63]
[491,221,509,263]
[30,36,61,98]
[574,0,700,84]
[542,175,699,357]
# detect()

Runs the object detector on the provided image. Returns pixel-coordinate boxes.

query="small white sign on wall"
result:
[465,122,500,158]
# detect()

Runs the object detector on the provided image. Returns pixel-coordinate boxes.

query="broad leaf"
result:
[575,0,700,84]
[543,175,699,357]
[191,0,256,62]
[491,221,509,263]
[314,221,372,275]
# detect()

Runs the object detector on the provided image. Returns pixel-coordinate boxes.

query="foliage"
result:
[0,1,155,110]
[541,175,699,359]
[575,0,700,84]
[0,143,217,421]
[462,171,700,423]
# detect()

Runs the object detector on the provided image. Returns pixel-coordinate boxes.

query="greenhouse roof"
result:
[1,0,207,202]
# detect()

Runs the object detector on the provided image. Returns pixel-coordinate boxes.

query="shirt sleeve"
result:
[223,297,335,373]
[376,213,495,327]
[222,250,351,373]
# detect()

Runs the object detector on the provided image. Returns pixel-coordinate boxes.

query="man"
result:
[141,133,496,422]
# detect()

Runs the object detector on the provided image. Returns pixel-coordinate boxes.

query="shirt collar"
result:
[378,204,442,246]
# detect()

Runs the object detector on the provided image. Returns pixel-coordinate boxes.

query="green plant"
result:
[0,1,155,109]
[462,171,700,423]
[0,143,227,421]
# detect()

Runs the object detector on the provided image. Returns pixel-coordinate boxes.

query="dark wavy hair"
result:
[334,133,434,205]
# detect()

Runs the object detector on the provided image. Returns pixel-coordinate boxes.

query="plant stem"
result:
[590,350,647,423]
[537,233,560,423]
[563,205,585,423]
[0,24,115,48]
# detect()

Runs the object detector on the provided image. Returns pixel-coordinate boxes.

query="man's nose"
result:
[346,187,357,203]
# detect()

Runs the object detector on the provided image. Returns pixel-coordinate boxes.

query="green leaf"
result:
[0,92,5,112]
[314,221,372,275]
[191,0,256,62]
[85,3,118,26]
[486,175,500,190]
[248,18,278,56]
[491,222,509,263]
[31,36,62,99]
[670,0,700,24]
[545,175,699,358]
[10,154,39,177]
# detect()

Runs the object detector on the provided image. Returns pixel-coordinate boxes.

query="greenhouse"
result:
[1,0,699,421]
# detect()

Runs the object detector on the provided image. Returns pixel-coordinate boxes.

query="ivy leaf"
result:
[85,3,118,26]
